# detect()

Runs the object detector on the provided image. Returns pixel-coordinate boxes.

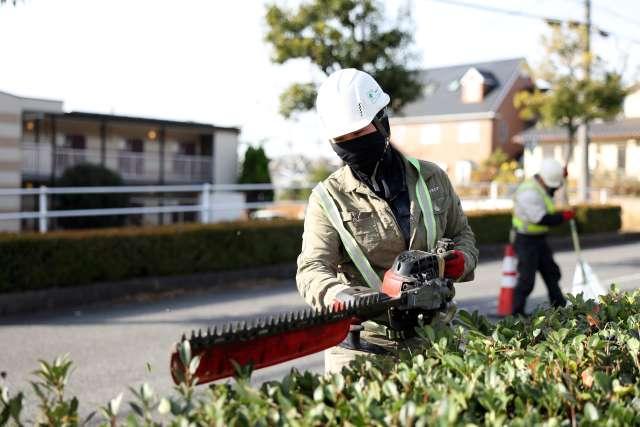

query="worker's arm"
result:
[538,210,575,226]
[538,213,564,226]
[296,190,351,309]
[440,171,478,282]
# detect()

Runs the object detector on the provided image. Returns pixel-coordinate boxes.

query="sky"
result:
[1,0,639,159]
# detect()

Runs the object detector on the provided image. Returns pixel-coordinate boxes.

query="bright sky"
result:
[1,0,639,159]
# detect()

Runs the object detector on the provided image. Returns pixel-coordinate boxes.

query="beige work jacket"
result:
[296,157,478,308]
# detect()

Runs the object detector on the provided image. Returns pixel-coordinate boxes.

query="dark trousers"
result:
[512,233,566,315]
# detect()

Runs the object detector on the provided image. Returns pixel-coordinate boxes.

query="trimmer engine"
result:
[381,239,456,331]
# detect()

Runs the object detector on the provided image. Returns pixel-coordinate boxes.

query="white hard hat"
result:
[316,68,390,140]
[539,158,564,188]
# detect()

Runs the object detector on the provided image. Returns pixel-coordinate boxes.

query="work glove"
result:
[443,250,465,280]
[561,210,576,222]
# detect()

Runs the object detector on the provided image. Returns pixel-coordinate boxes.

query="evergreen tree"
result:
[239,146,273,204]
[265,0,422,118]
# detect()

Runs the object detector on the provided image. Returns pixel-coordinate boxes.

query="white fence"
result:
[0,183,311,233]
[0,181,611,234]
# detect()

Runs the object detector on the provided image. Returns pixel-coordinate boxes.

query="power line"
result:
[428,0,583,25]
[594,1,640,28]
[427,0,640,46]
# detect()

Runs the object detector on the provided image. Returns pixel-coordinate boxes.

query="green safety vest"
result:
[313,156,437,290]
[512,178,556,234]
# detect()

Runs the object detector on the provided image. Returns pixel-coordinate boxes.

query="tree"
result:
[514,21,626,198]
[56,164,130,230]
[239,145,273,204]
[264,0,422,118]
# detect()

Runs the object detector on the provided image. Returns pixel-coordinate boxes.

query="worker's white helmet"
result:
[539,158,564,188]
[316,68,390,140]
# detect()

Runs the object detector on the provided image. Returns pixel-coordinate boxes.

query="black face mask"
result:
[547,186,559,197]
[331,129,387,176]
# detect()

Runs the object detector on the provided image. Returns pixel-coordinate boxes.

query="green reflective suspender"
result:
[313,157,438,289]
[406,156,437,251]
[314,183,382,290]
[512,179,556,234]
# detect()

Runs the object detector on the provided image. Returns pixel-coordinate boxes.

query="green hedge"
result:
[467,204,622,245]
[0,205,621,294]
[0,220,303,294]
[3,288,640,425]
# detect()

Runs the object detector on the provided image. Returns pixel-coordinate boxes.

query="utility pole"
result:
[577,0,591,202]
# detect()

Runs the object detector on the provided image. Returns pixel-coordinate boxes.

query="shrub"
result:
[56,163,129,229]
[467,204,621,245]
[0,220,303,293]
[3,287,640,425]
[0,205,621,293]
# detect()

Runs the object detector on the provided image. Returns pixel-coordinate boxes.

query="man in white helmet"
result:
[511,158,576,315]
[296,68,478,373]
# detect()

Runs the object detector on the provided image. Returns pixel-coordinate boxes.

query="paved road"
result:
[2,240,640,420]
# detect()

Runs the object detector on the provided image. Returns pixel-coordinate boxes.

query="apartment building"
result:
[390,58,533,184]
[0,90,239,231]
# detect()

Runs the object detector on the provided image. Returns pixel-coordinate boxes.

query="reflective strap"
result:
[406,156,437,251]
[512,216,549,234]
[313,183,381,290]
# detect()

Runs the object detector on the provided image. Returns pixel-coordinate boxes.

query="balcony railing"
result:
[21,143,212,182]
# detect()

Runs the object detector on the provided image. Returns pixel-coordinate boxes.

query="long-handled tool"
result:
[563,138,605,301]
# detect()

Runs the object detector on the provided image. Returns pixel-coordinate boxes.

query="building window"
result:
[457,122,481,144]
[177,141,196,155]
[618,144,626,170]
[58,134,87,171]
[123,139,144,153]
[455,160,474,185]
[199,134,213,156]
[499,120,509,145]
[420,124,441,145]
[118,138,144,177]
[64,134,86,150]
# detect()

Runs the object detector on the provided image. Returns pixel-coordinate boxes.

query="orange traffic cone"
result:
[497,243,517,317]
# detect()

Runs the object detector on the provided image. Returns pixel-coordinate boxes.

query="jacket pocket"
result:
[341,210,382,250]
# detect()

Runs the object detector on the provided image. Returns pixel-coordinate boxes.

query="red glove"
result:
[562,210,576,221]
[444,250,465,279]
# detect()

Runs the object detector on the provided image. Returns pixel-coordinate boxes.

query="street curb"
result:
[2,232,639,317]
[0,263,297,317]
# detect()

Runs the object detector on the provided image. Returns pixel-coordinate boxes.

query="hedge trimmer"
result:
[170,240,457,385]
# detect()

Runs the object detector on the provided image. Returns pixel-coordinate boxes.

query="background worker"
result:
[511,158,576,316]
[295,68,478,373]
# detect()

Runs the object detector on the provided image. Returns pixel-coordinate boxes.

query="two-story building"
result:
[515,86,640,181]
[390,58,533,184]
[0,90,239,231]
